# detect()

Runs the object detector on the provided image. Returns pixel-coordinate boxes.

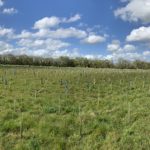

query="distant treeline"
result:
[1,54,150,69]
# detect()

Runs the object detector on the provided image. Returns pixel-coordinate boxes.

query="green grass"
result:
[0,66,150,150]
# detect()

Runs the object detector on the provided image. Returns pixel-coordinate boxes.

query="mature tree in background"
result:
[1,54,150,69]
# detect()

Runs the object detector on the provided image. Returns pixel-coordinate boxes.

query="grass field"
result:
[0,66,150,150]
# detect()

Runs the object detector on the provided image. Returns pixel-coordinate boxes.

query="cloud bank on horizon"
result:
[0,0,150,61]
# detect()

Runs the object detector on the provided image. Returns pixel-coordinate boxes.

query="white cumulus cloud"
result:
[2,8,18,15]
[114,0,150,23]
[82,35,106,44]
[34,27,87,39]
[123,44,136,51]
[34,14,81,29]
[0,26,14,38]
[107,40,136,53]
[0,41,15,55]
[143,50,150,56]
[126,26,150,42]
[105,52,142,61]
[63,14,81,23]
[107,40,121,52]
[34,16,61,29]
[17,38,70,51]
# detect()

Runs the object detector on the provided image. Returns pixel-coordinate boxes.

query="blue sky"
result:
[1,0,150,61]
